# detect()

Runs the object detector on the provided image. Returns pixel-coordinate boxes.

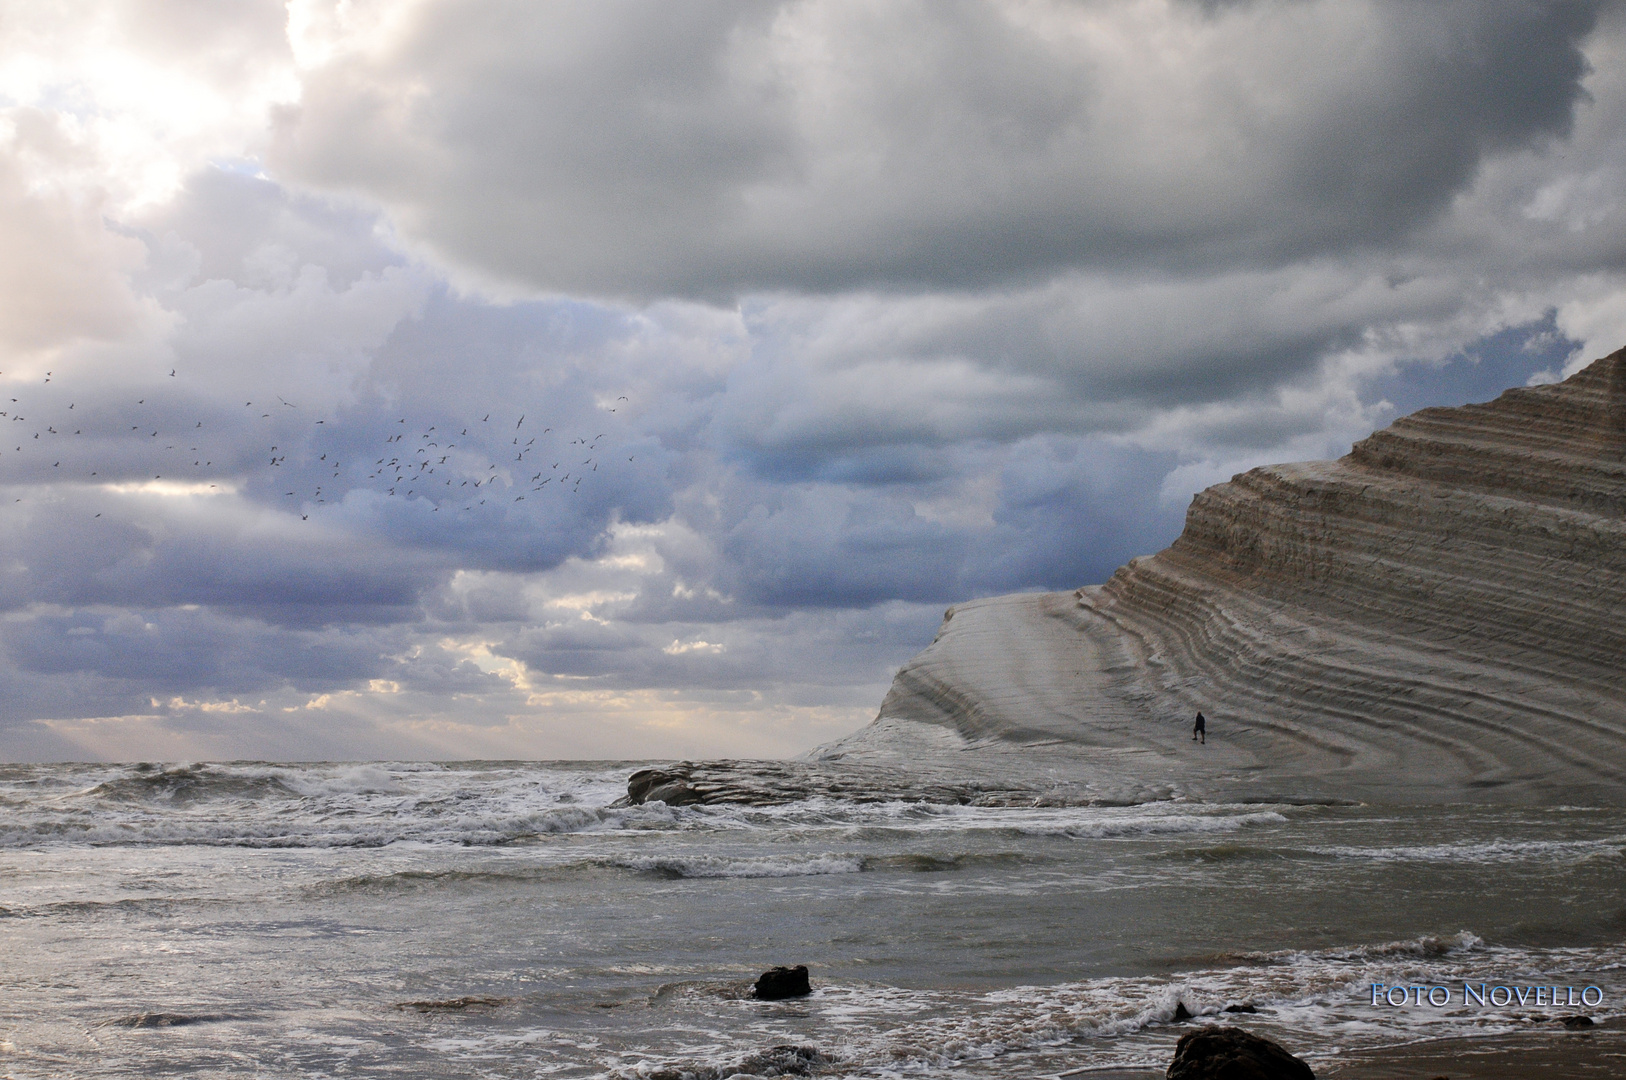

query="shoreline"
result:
[1320,1024,1626,1077]
[1057,1024,1626,1080]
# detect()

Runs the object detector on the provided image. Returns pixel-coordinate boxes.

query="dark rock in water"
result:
[1167,1026,1315,1079]
[393,996,509,1012]
[641,1045,826,1080]
[1224,1003,1258,1013]
[100,1013,232,1028]
[1560,1014,1596,1028]
[754,965,811,1000]
[617,760,1042,809]
[1171,1001,1194,1021]
[625,768,703,806]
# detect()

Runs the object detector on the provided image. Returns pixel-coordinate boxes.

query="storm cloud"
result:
[275,0,1599,297]
[1,0,1624,760]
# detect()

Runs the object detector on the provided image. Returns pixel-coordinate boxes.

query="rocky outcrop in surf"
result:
[1167,1027,1315,1080]
[821,348,1626,804]
[617,759,1055,807]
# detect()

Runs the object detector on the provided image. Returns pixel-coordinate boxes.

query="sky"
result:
[2,0,1625,763]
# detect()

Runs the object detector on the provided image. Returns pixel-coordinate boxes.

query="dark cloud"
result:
[275,0,1600,299]
[705,434,1188,609]
[0,499,436,626]
[1,606,387,695]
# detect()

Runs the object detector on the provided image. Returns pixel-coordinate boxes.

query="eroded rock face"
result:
[1166,1026,1315,1079]
[618,760,1049,807]
[832,348,1626,804]
[624,768,704,807]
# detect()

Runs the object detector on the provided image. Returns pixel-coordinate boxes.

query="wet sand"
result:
[1060,1024,1625,1080]
[1320,1026,1626,1078]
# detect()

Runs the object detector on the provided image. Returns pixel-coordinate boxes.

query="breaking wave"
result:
[612,934,1626,1079]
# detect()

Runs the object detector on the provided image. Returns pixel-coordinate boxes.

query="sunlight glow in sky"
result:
[2,0,1625,761]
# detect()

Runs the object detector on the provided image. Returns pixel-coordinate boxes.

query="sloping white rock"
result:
[819,348,1626,804]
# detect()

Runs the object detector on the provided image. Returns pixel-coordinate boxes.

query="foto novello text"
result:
[1370,984,1604,1008]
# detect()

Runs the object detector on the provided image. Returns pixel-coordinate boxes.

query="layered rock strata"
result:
[822,348,1626,804]
[616,759,1046,807]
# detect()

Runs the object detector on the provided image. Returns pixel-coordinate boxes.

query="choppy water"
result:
[1,761,1623,1078]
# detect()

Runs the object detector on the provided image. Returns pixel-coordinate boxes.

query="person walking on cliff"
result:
[1193,712,1206,744]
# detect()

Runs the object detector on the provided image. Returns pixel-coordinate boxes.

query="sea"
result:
[2,760,1623,1078]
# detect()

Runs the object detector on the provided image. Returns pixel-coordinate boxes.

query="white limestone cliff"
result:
[818,348,1626,804]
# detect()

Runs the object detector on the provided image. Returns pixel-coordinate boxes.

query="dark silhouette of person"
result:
[1193,712,1206,744]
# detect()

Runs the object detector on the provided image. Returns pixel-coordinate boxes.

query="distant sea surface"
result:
[2,761,1624,1077]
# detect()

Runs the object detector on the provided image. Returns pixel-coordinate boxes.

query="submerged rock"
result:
[733,1044,825,1074]
[641,1044,825,1080]
[753,965,811,1000]
[392,996,509,1012]
[1166,1026,1315,1079]
[99,1013,232,1028]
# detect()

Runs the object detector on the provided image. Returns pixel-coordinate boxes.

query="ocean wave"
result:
[3,897,216,919]
[275,763,405,797]
[1015,810,1289,839]
[611,853,868,879]
[302,867,575,896]
[98,1012,238,1029]
[300,848,1040,895]
[0,762,1297,850]
[0,807,654,849]
[80,763,301,804]
[0,763,662,849]
[1236,930,1486,967]
[625,1043,828,1080]
[611,848,1048,880]
[674,798,1297,840]
[617,936,1626,1079]
[1304,836,1626,864]
[394,996,512,1013]
[1150,842,1308,863]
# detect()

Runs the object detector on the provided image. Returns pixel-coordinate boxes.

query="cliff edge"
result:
[817,347,1626,804]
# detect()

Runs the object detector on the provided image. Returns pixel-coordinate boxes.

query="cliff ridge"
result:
[819,347,1626,804]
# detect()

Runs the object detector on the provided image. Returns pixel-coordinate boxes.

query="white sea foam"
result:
[1013,810,1289,839]
[1305,836,1626,864]
[276,764,405,797]
[4,762,1625,1080]
[0,761,652,849]
[0,762,1297,850]
[681,798,1294,840]
[610,935,1626,1079]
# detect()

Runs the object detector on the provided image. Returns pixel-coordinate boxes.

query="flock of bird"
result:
[0,367,633,520]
